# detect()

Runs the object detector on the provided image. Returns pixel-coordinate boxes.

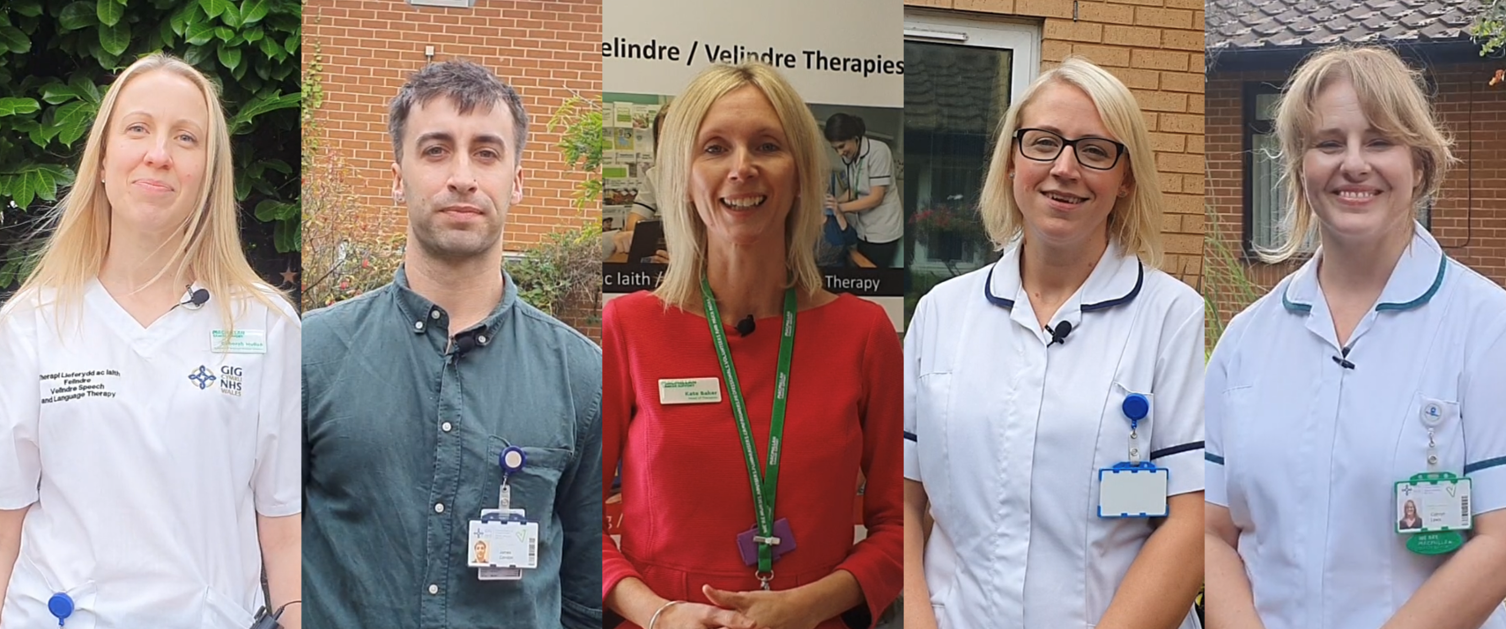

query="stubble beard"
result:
[410,201,507,263]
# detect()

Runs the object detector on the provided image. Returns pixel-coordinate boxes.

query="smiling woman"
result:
[1205,46,1506,629]
[0,53,301,629]
[904,57,1205,629]
[602,62,904,629]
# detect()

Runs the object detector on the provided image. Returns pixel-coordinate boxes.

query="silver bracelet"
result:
[647,599,683,629]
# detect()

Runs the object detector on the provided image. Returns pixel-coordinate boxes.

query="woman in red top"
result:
[601,62,904,629]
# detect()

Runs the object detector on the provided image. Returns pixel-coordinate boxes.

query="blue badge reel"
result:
[1098,393,1169,518]
[49,593,73,627]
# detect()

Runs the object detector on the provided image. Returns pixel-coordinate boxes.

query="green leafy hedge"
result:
[0,0,301,292]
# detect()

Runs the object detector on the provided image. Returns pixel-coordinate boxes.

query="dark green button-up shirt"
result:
[302,267,602,628]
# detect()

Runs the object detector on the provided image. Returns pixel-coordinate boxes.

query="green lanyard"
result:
[700,276,797,587]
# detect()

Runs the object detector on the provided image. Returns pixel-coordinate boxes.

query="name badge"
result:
[211,329,267,354]
[659,378,722,404]
[468,514,539,570]
[477,509,526,580]
[1396,472,1472,554]
[1098,464,1169,518]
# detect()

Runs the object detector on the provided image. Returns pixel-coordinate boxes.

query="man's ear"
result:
[391,162,404,203]
[510,163,524,205]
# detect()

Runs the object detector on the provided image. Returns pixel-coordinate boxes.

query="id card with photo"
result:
[1395,475,1472,533]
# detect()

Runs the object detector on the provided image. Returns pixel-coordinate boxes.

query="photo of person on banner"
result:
[602,61,903,629]
[824,113,903,268]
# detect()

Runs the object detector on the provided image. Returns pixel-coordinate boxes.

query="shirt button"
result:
[434,503,445,513]
[478,335,488,345]
[428,584,439,595]
[430,309,441,320]
[414,321,425,331]
[441,422,453,432]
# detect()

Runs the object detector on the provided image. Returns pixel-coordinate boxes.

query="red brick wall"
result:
[1206,61,1506,330]
[302,0,601,338]
[906,0,1205,289]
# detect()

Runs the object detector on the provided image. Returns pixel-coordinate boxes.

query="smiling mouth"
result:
[721,196,766,209]
[1044,191,1087,204]
[1335,190,1379,200]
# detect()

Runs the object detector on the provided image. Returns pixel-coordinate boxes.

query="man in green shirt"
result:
[302,60,602,629]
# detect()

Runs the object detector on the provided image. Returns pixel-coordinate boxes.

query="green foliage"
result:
[509,225,603,318]
[1473,0,1506,56]
[1204,209,1264,351]
[509,97,606,320]
[299,38,402,312]
[547,95,604,209]
[0,0,302,291]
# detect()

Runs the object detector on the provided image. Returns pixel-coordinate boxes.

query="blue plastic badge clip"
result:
[48,592,73,627]
[500,446,526,476]
[1122,393,1149,424]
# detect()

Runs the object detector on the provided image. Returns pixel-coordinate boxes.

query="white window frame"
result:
[903,11,1040,269]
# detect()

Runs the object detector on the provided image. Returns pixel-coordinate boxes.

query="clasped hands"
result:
[651,584,823,629]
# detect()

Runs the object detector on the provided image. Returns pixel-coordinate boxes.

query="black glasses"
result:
[1014,128,1126,170]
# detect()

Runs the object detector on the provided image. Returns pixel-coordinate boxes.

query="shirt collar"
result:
[984,239,1144,327]
[1281,221,1447,316]
[391,264,518,351]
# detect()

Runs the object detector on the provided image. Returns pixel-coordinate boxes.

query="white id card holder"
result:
[477,509,524,581]
[1099,463,1169,518]
[469,511,539,569]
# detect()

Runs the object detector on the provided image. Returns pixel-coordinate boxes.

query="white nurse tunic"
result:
[1206,223,1506,629]
[0,279,301,629]
[905,240,1205,629]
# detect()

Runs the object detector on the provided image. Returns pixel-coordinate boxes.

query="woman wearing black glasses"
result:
[903,57,1205,629]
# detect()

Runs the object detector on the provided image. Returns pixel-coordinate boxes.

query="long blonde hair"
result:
[1262,45,1455,263]
[653,62,825,310]
[11,53,286,331]
[979,57,1164,266]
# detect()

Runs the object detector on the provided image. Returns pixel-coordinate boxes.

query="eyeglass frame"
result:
[1012,128,1128,171]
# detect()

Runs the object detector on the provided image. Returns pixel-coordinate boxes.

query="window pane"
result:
[1255,92,1280,122]
[1252,132,1284,251]
[904,40,1014,316]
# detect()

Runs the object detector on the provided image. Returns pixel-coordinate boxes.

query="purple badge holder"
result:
[736,517,796,566]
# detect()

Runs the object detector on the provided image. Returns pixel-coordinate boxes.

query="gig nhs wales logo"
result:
[187,365,245,396]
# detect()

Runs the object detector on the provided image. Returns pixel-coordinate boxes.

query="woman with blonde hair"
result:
[1206,45,1506,629]
[601,62,903,629]
[904,56,1206,628]
[0,53,301,628]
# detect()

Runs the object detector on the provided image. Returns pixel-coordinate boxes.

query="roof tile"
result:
[1206,0,1481,49]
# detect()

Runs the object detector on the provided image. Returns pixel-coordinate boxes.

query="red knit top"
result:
[601,290,903,629]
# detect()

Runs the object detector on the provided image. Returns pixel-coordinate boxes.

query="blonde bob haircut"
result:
[11,53,285,333]
[979,57,1163,266]
[1262,45,1454,263]
[653,62,825,310]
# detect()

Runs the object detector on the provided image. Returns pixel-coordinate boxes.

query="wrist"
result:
[648,599,682,629]
[790,575,856,624]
